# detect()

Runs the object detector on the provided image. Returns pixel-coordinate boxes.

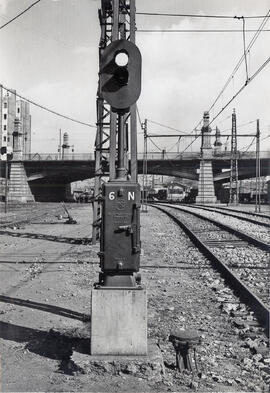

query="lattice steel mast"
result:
[229,109,239,204]
[92,0,137,244]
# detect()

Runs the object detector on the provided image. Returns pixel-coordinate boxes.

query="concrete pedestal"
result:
[91,288,147,355]
[72,340,164,381]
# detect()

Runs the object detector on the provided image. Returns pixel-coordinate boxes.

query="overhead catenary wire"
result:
[136,12,268,19]
[0,84,96,128]
[240,134,270,151]
[137,29,270,33]
[209,55,270,126]
[147,119,189,134]
[175,57,270,156]
[241,136,256,153]
[136,106,144,129]
[0,0,42,31]
[148,136,163,151]
[192,10,270,132]
[220,119,257,133]
[241,17,249,81]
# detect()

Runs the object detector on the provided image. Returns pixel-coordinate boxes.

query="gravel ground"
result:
[0,203,269,392]
[172,205,270,245]
[159,205,270,305]
[204,204,270,216]
[190,205,270,227]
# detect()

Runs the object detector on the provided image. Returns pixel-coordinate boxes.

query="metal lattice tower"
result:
[92,0,137,244]
[229,109,239,204]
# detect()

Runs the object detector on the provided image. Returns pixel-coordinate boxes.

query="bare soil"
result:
[0,203,268,392]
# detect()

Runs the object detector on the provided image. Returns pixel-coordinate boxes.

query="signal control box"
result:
[100,181,141,275]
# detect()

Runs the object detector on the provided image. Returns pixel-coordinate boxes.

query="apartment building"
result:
[0,88,31,155]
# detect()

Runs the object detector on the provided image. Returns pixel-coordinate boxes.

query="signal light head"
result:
[115,51,129,67]
[100,39,142,112]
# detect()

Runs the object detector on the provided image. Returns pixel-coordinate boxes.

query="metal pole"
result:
[4,154,8,213]
[59,129,62,159]
[116,114,126,180]
[142,119,148,212]
[255,119,261,212]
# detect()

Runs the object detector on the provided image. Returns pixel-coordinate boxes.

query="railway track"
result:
[152,203,270,333]
[195,204,270,220]
[162,204,269,251]
[188,204,270,228]
[0,203,65,229]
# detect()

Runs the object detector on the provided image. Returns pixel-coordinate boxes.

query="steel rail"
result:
[187,204,270,229]
[152,204,270,333]
[161,204,270,252]
[195,204,270,220]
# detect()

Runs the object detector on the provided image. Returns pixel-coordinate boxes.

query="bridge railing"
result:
[22,150,269,161]
[22,153,96,161]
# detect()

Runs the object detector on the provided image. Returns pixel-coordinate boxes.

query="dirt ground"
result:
[0,203,268,392]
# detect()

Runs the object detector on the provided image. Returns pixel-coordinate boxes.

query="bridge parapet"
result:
[21,150,269,161]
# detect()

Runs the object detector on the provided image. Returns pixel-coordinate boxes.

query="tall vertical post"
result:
[58,129,62,159]
[91,0,146,356]
[229,109,239,204]
[4,153,8,213]
[142,119,148,212]
[255,119,261,212]
[92,0,137,243]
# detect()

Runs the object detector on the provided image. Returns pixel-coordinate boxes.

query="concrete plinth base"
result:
[91,288,147,355]
[8,162,34,203]
[196,159,216,204]
[72,340,164,381]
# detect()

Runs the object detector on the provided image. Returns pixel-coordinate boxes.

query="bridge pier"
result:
[8,119,34,203]
[196,112,217,204]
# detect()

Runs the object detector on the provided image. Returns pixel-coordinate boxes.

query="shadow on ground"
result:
[0,320,90,374]
[0,295,90,322]
[0,230,91,245]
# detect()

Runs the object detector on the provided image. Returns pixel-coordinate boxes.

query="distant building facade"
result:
[0,88,31,155]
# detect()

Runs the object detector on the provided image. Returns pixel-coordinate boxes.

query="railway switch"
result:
[99,181,141,287]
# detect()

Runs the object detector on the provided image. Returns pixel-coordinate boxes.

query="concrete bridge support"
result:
[8,118,34,203]
[196,112,217,204]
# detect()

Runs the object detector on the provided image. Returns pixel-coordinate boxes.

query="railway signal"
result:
[97,37,142,287]
[91,0,147,357]
[100,39,142,112]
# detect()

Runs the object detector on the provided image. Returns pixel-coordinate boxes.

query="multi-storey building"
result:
[0,89,31,155]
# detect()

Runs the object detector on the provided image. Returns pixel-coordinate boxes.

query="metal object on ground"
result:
[62,202,77,224]
[169,329,201,372]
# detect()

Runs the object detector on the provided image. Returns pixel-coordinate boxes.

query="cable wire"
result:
[176,57,269,155]
[137,29,270,33]
[240,134,270,151]
[1,84,96,128]
[136,12,268,19]
[209,56,270,126]
[148,137,163,151]
[0,0,42,31]
[220,119,257,133]
[192,10,270,132]
[136,106,144,129]
[147,119,189,134]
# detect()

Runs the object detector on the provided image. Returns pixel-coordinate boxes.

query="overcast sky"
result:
[0,0,269,154]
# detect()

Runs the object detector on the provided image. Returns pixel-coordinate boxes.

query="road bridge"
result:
[13,150,269,201]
